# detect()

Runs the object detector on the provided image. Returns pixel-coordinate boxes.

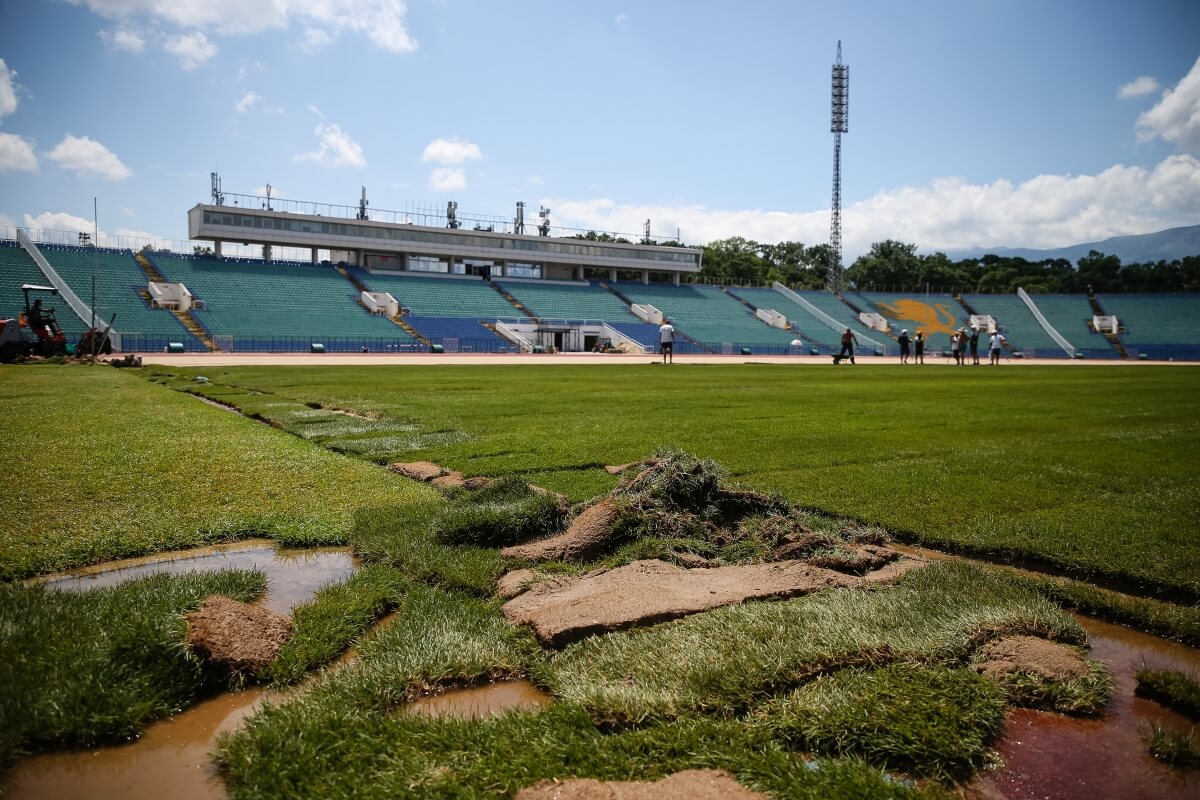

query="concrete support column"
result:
[311,247,319,264]
[263,244,272,262]
[402,253,410,272]
[213,240,223,258]
[673,272,681,286]
[642,269,649,285]
[576,265,584,281]
[609,268,617,283]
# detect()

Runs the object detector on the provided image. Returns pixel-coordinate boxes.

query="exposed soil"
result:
[388,460,447,481]
[186,595,293,672]
[462,476,494,490]
[515,769,768,800]
[497,568,538,599]
[430,471,467,489]
[975,635,1091,683]
[604,463,638,475]
[502,558,864,647]
[502,499,621,563]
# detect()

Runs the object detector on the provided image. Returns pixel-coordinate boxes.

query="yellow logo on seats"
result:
[876,299,959,334]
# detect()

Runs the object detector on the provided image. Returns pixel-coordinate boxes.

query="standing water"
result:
[5,541,356,800]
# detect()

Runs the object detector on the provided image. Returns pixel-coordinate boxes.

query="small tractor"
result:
[0,284,113,362]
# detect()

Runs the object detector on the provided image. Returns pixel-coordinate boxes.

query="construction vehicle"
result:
[0,284,112,362]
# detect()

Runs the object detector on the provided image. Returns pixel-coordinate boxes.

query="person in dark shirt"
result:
[897,329,911,364]
[834,328,858,365]
[969,326,981,365]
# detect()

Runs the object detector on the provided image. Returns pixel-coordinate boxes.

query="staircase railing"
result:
[18,230,121,346]
[1017,287,1074,357]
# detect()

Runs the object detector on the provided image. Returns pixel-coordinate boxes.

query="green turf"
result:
[1143,723,1200,768]
[0,568,265,771]
[0,367,439,579]
[148,364,1200,596]
[1135,668,1200,719]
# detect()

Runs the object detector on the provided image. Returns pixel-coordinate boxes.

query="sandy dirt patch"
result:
[430,471,467,489]
[502,558,861,647]
[516,769,767,800]
[502,499,622,563]
[185,595,293,672]
[975,635,1091,682]
[388,461,447,481]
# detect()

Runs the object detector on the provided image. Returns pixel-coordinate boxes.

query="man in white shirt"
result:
[989,331,1003,365]
[659,319,676,365]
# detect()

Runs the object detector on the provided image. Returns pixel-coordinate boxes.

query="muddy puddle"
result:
[37,539,357,616]
[405,680,552,721]
[6,541,358,799]
[978,617,1200,800]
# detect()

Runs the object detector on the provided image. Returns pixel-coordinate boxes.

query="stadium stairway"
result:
[601,282,637,308]
[1086,292,1130,359]
[134,252,219,351]
[490,282,541,320]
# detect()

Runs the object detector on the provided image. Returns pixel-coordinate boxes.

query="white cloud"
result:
[615,13,628,25]
[99,27,146,53]
[70,1,417,53]
[1118,75,1159,99]
[253,185,285,197]
[235,90,261,113]
[23,211,94,234]
[307,104,325,119]
[548,154,1200,257]
[1137,56,1200,153]
[295,123,366,167]
[528,175,544,185]
[0,58,18,121]
[0,212,16,230]
[45,134,132,181]
[428,167,466,192]
[164,31,217,70]
[301,27,333,51]
[0,132,37,171]
[421,137,482,165]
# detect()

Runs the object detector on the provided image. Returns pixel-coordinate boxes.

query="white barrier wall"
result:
[148,282,194,311]
[859,312,888,331]
[361,291,399,317]
[969,314,997,333]
[630,303,664,324]
[1093,315,1119,334]
[755,308,788,329]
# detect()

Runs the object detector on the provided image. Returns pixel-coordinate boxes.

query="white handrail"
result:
[601,323,651,352]
[17,230,119,338]
[1017,287,1074,357]
[772,282,888,350]
[493,320,534,352]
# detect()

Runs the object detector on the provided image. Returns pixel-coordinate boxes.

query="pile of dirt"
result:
[430,471,467,489]
[502,558,860,647]
[516,770,768,800]
[388,461,447,481]
[974,635,1091,682]
[185,595,293,672]
[501,499,621,562]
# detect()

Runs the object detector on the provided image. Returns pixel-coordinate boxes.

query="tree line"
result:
[682,237,1200,294]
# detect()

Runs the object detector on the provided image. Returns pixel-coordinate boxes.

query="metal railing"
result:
[1017,287,1075,358]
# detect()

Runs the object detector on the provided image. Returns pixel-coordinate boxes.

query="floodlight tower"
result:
[828,41,849,295]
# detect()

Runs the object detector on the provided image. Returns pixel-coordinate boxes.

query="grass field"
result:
[1,362,1196,797]
[155,363,1200,596]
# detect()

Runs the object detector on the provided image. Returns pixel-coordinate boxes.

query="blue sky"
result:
[0,0,1198,259]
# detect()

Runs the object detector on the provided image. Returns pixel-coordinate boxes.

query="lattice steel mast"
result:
[828,41,849,294]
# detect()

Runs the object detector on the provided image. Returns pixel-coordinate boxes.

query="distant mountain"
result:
[942,225,1200,264]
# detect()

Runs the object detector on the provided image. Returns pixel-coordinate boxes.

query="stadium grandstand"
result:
[1,186,1198,360]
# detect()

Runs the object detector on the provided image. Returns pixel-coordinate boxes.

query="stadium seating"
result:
[151,254,414,351]
[615,282,799,352]
[1098,293,1200,360]
[496,280,634,322]
[962,293,1066,355]
[853,292,971,343]
[39,245,198,349]
[403,316,515,353]
[727,287,852,352]
[1023,294,1117,358]
[356,271,518,319]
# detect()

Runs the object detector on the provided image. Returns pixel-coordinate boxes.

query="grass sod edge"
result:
[0,568,266,774]
[144,364,1200,599]
[1135,668,1200,719]
[0,368,439,580]
[1142,723,1200,768]
[217,585,942,799]
[536,560,1098,725]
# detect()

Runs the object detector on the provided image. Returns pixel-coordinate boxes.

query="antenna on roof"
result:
[357,186,369,220]
[514,201,526,235]
[211,172,224,206]
[537,206,551,237]
[446,201,461,229]
[643,219,652,245]
[264,184,273,211]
